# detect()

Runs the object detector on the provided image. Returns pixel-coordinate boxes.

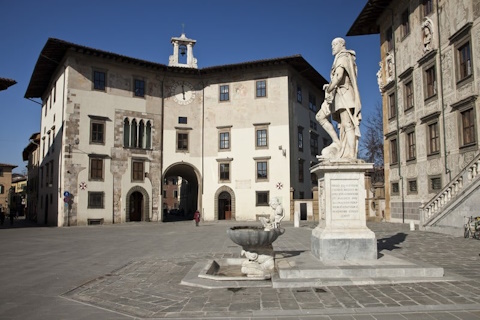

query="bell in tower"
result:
[168,33,198,69]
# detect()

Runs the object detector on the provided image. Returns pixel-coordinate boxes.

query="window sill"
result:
[456,74,473,87]
[460,143,477,152]
[427,152,441,159]
[424,94,438,103]
[404,107,415,114]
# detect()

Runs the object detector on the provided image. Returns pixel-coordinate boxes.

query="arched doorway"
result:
[162,163,201,222]
[129,191,143,221]
[125,186,149,222]
[218,191,231,220]
[214,186,235,220]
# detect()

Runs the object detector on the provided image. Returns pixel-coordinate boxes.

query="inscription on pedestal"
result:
[330,179,358,220]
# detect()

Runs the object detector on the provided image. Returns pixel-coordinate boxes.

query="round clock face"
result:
[172,81,195,105]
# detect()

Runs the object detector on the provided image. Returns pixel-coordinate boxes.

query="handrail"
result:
[421,152,480,226]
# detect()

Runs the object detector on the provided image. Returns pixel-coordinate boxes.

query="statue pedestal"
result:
[310,161,377,261]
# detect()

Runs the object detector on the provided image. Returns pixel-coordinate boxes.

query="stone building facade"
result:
[349,0,480,223]
[25,36,329,226]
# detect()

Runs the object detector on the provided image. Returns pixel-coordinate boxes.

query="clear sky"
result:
[0,0,381,173]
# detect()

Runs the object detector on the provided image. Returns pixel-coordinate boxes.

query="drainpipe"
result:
[435,0,451,181]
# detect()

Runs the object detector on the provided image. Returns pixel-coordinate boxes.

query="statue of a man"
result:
[316,37,361,161]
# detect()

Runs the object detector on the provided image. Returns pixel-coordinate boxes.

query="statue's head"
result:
[331,37,346,55]
[269,197,280,208]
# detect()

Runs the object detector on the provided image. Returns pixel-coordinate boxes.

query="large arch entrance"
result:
[162,163,201,222]
[126,186,149,222]
[215,186,235,220]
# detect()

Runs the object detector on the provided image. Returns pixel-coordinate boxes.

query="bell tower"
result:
[168,33,198,69]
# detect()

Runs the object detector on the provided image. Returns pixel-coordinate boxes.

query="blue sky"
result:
[0,0,381,173]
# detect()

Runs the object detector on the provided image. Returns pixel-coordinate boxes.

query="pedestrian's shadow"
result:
[377,232,407,253]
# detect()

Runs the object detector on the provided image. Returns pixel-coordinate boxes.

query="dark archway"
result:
[218,191,231,220]
[125,186,149,222]
[162,163,201,222]
[214,186,235,220]
[129,191,143,221]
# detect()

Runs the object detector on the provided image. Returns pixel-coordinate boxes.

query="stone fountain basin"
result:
[227,226,284,248]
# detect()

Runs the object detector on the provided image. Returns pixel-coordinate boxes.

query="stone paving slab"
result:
[3,220,480,319]
[61,222,480,319]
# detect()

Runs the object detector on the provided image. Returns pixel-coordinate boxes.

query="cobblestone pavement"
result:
[2,220,480,319]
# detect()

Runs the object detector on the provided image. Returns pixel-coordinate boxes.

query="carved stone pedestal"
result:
[310,161,377,261]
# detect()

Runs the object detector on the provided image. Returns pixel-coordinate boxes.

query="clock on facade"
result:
[171,81,195,105]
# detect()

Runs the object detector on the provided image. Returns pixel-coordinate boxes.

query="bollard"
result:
[294,211,300,228]
[409,221,415,231]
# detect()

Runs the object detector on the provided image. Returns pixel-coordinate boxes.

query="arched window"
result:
[146,121,152,149]
[138,120,145,149]
[123,118,130,147]
[0,184,4,194]
[131,119,137,148]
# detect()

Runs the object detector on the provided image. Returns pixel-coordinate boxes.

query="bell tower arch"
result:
[168,33,198,69]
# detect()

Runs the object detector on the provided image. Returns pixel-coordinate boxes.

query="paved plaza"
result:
[2,219,480,319]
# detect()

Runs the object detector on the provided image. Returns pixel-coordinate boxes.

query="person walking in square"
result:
[194,210,200,227]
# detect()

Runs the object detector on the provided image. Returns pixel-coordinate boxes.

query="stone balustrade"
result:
[421,153,480,226]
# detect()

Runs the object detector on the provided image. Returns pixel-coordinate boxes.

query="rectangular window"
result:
[219,163,230,181]
[461,108,476,146]
[177,132,189,151]
[256,191,269,206]
[408,179,418,194]
[134,79,145,97]
[401,9,410,38]
[93,71,106,90]
[256,80,266,97]
[404,81,414,111]
[298,127,303,152]
[429,176,442,192]
[458,42,472,81]
[425,66,436,99]
[132,161,144,181]
[423,0,433,16]
[220,85,229,101]
[391,182,399,195]
[90,121,105,144]
[406,131,416,161]
[90,158,103,181]
[298,159,304,183]
[256,161,268,180]
[386,27,393,52]
[390,138,398,165]
[163,190,166,198]
[297,86,302,103]
[174,190,178,198]
[219,132,230,150]
[388,92,396,119]
[88,192,104,208]
[310,133,318,156]
[308,94,317,112]
[428,122,440,155]
[256,129,268,148]
[178,117,187,124]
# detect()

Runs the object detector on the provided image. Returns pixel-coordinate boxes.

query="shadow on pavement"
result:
[377,232,408,252]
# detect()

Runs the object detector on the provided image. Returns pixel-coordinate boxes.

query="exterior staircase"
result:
[420,152,480,236]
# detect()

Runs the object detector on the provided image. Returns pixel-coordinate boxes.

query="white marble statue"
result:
[315,37,361,161]
[422,17,434,53]
[240,250,274,278]
[260,197,284,230]
[376,61,384,93]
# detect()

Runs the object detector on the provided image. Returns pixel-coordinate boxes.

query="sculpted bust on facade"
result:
[316,37,362,161]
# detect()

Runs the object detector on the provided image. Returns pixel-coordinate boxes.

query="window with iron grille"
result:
[220,85,229,101]
[428,122,440,155]
[256,80,266,97]
[93,71,106,90]
[134,79,145,97]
